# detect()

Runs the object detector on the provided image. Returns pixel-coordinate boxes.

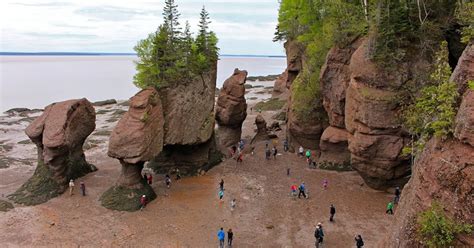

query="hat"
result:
[317,222,322,226]
[142,195,146,197]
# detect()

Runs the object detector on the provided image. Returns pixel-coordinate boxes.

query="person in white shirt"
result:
[69,179,75,196]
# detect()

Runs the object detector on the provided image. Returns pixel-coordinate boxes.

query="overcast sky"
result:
[0,0,284,55]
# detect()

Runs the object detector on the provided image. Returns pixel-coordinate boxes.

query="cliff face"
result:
[379,43,474,247]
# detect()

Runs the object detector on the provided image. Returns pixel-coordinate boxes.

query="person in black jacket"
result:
[227,228,234,246]
[329,204,336,222]
[355,234,364,247]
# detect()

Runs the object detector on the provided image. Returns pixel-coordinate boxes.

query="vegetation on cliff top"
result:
[134,0,218,89]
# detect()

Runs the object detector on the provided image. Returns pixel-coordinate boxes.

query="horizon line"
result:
[0,52,286,58]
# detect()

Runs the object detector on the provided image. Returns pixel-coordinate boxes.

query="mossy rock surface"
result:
[0,200,14,212]
[317,161,353,172]
[100,183,157,212]
[254,98,286,111]
[8,162,62,205]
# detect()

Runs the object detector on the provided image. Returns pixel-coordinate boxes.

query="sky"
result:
[0,0,285,55]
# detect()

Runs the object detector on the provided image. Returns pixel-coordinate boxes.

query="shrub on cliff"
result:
[134,1,218,89]
[404,41,459,154]
[417,202,472,248]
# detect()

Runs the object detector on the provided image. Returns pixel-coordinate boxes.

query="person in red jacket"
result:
[140,195,148,210]
[147,174,153,185]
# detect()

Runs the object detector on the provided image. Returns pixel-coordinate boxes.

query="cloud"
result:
[11,1,73,7]
[74,5,157,22]
[23,32,98,39]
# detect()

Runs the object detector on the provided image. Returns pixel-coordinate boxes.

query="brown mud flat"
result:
[0,88,394,247]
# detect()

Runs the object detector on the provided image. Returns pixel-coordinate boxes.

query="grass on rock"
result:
[254,98,286,111]
[100,183,157,212]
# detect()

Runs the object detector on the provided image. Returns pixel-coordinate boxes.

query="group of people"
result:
[230,140,245,163]
[217,227,234,247]
[68,179,86,196]
[139,169,183,210]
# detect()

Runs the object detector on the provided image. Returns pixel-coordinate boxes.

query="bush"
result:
[417,202,472,248]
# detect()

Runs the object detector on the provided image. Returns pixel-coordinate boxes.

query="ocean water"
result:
[0,55,286,112]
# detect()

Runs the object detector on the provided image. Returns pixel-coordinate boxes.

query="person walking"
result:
[298,182,307,199]
[287,168,290,176]
[394,187,401,204]
[329,204,336,222]
[139,195,147,210]
[283,139,289,152]
[317,223,325,245]
[80,182,86,196]
[217,227,225,248]
[69,179,75,196]
[355,235,364,248]
[219,179,224,191]
[230,199,236,211]
[298,146,304,157]
[175,168,181,181]
[314,223,324,248]
[143,173,148,182]
[218,189,225,201]
[236,152,243,164]
[147,174,153,185]
[165,174,171,189]
[273,146,278,159]
[322,179,328,190]
[227,228,234,247]
[291,184,297,197]
[386,201,394,214]
[265,147,271,160]
[305,149,311,160]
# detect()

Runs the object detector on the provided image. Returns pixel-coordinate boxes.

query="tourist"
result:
[80,182,86,196]
[329,204,336,222]
[314,223,324,248]
[298,182,307,199]
[307,157,313,167]
[165,174,171,189]
[394,186,401,204]
[176,168,181,181]
[69,179,75,196]
[237,152,243,164]
[291,184,297,197]
[227,228,234,247]
[219,179,224,191]
[312,161,317,168]
[217,227,225,248]
[298,146,304,157]
[323,179,328,190]
[273,146,278,159]
[139,195,147,210]
[265,147,271,160]
[251,146,255,155]
[231,198,236,211]
[386,201,394,214]
[355,234,364,248]
[283,139,289,152]
[231,145,237,158]
[305,149,311,160]
[239,139,244,151]
[143,173,147,182]
[147,174,153,185]
[287,168,290,176]
[219,189,224,201]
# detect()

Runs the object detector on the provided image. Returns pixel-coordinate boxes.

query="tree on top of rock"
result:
[133,2,219,89]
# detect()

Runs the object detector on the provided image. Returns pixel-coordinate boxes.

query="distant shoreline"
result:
[0,52,285,58]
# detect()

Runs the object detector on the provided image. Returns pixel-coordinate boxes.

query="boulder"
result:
[455,89,474,146]
[319,127,351,167]
[9,99,96,205]
[272,70,289,97]
[251,114,269,143]
[101,88,161,211]
[215,69,248,150]
[450,43,473,95]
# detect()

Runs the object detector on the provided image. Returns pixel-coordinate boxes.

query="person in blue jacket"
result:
[217,227,225,248]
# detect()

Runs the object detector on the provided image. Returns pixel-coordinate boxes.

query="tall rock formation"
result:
[215,69,248,153]
[101,88,162,211]
[318,40,361,166]
[345,39,413,189]
[9,99,96,205]
[149,66,221,175]
[272,70,289,98]
[380,42,474,247]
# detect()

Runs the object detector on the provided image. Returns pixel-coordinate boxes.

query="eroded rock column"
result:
[100,88,163,211]
[9,99,96,205]
[215,69,248,154]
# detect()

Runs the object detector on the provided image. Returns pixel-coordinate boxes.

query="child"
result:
[291,184,298,197]
[139,195,147,210]
[323,179,328,190]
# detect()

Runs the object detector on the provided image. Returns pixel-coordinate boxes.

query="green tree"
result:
[417,202,472,248]
[163,0,181,42]
[194,6,219,71]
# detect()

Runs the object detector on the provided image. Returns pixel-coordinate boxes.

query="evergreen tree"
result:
[163,0,181,42]
[196,6,211,54]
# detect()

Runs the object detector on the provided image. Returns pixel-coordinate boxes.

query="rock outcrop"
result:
[251,114,269,143]
[380,42,474,247]
[148,66,222,175]
[318,40,361,166]
[101,88,162,211]
[272,70,289,97]
[345,40,412,189]
[284,40,304,87]
[215,69,248,152]
[9,99,96,205]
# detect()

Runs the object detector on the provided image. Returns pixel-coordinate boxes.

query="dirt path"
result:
[0,85,395,247]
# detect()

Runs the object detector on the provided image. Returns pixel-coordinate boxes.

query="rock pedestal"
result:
[101,88,163,211]
[215,69,248,152]
[9,99,96,205]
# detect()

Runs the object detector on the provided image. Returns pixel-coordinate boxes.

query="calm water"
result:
[0,56,286,112]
